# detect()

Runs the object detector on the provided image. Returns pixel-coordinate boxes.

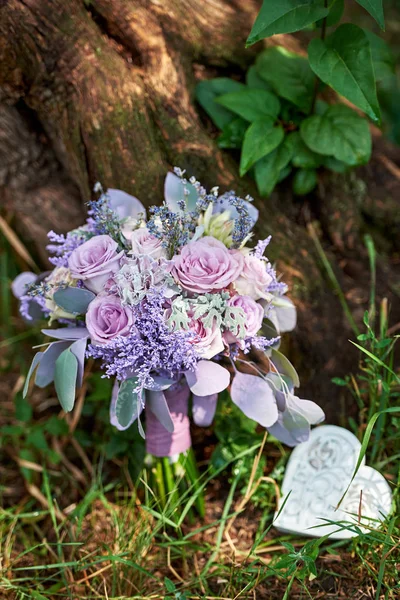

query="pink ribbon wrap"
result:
[145,380,192,457]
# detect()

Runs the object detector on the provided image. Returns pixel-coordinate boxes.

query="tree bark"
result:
[1,0,399,420]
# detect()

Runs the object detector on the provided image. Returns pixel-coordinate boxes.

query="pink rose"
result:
[86,294,135,344]
[224,294,264,344]
[233,253,272,300]
[68,235,124,294]
[172,236,244,293]
[188,314,224,360]
[130,227,166,260]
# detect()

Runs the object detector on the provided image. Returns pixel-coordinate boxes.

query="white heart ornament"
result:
[274,425,392,539]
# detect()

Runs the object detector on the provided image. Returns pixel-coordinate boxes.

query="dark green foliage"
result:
[308,24,380,122]
[195,0,393,198]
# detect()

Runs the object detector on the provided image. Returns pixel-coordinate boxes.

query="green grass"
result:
[1,230,400,599]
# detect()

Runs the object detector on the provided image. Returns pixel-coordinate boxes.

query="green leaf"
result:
[246,65,272,91]
[293,168,318,195]
[321,155,348,173]
[254,136,293,196]
[317,0,344,27]
[19,448,36,483]
[195,78,246,129]
[26,428,48,451]
[115,378,141,429]
[15,393,33,422]
[355,0,384,30]
[308,24,381,123]
[364,30,394,82]
[216,89,280,122]
[256,47,315,113]
[300,104,371,166]
[44,415,69,436]
[164,577,176,593]
[286,131,322,168]
[246,0,329,46]
[240,118,284,176]
[278,165,292,182]
[54,348,78,412]
[217,118,248,149]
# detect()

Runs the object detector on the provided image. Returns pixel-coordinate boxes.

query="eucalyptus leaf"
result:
[293,168,318,195]
[54,348,78,412]
[256,47,315,113]
[271,349,300,388]
[53,287,95,315]
[217,118,248,149]
[308,24,381,123]
[35,341,71,388]
[216,89,280,122]
[231,372,278,428]
[70,337,87,388]
[247,0,329,46]
[23,352,44,398]
[355,0,384,30]
[42,327,89,340]
[195,78,246,129]
[254,137,293,196]
[114,378,141,430]
[300,104,371,166]
[240,118,284,176]
[147,390,174,433]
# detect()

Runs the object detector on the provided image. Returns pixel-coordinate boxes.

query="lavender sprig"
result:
[86,289,199,391]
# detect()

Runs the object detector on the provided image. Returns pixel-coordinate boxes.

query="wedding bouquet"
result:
[13,168,324,493]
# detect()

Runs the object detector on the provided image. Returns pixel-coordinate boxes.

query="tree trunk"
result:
[1,0,399,420]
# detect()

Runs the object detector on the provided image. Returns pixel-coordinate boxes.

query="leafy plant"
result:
[195,0,393,197]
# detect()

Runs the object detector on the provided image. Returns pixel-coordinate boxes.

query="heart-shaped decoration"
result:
[274,425,392,539]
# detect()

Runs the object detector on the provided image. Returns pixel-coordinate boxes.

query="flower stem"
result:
[310,0,329,115]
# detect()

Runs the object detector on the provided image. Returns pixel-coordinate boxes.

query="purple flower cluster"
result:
[86,289,199,392]
[47,230,88,267]
[87,194,125,245]
[218,191,255,247]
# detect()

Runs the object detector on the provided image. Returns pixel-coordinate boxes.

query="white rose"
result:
[233,253,272,300]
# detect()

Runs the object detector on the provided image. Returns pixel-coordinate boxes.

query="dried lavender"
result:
[86,289,199,392]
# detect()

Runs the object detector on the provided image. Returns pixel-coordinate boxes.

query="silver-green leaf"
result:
[115,378,141,430]
[53,287,95,315]
[54,348,78,412]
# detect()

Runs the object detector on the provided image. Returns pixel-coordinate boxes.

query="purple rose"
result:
[171,236,244,293]
[68,235,124,293]
[86,294,135,344]
[224,294,264,344]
